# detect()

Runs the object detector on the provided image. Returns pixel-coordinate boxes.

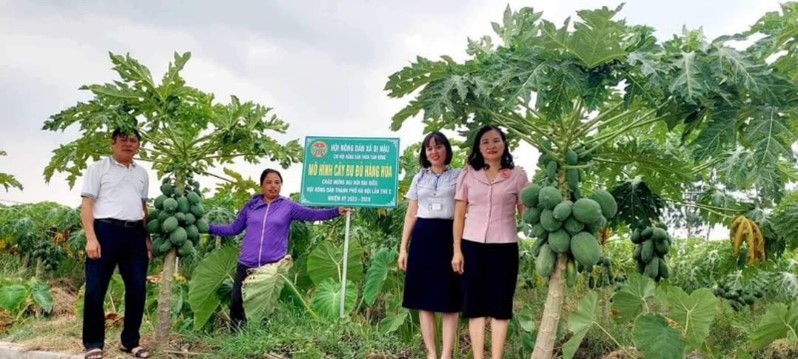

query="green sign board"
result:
[300,136,400,208]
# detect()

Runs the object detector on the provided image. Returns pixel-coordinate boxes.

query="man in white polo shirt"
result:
[80,128,152,359]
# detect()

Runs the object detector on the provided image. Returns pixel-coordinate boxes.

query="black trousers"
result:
[83,220,149,351]
[230,263,252,330]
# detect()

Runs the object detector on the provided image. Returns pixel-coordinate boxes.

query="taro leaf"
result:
[378,309,409,335]
[0,284,27,313]
[187,246,238,330]
[306,240,363,287]
[611,273,656,322]
[311,278,357,322]
[632,314,686,359]
[751,303,798,349]
[562,291,598,359]
[216,279,233,302]
[30,280,53,314]
[609,177,666,228]
[362,248,396,307]
[243,256,294,322]
[663,286,718,348]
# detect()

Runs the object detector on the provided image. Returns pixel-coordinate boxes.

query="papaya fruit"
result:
[169,227,188,246]
[564,216,584,235]
[546,161,558,182]
[547,229,571,254]
[566,260,577,287]
[565,150,578,165]
[540,209,563,232]
[572,198,602,224]
[523,207,542,225]
[161,216,179,233]
[536,244,556,277]
[570,232,601,267]
[641,240,654,264]
[521,184,542,208]
[538,186,562,210]
[552,200,573,221]
[163,198,179,212]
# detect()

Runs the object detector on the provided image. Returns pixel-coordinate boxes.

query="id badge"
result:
[429,199,443,212]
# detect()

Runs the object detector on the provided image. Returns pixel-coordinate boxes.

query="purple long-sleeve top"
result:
[209,195,340,267]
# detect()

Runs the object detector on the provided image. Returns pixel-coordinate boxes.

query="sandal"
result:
[119,345,151,358]
[84,348,103,359]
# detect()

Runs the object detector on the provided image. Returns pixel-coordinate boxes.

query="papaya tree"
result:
[0,150,23,191]
[42,52,303,348]
[385,4,798,358]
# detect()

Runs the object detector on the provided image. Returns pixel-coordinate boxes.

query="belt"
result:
[96,218,144,228]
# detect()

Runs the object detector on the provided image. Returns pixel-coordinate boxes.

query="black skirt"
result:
[461,240,519,319]
[402,218,462,313]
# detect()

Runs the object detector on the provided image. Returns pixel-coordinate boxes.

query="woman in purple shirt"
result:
[209,168,349,330]
[452,126,529,359]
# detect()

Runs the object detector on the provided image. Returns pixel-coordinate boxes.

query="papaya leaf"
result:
[306,240,363,287]
[770,191,798,250]
[187,246,238,330]
[632,314,686,359]
[378,309,409,335]
[310,278,357,322]
[0,173,22,191]
[751,302,798,349]
[611,273,656,322]
[562,291,598,359]
[609,178,666,228]
[242,256,293,322]
[362,248,396,307]
[662,286,718,348]
[30,280,53,314]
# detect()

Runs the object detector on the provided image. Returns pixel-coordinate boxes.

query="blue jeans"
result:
[83,219,149,350]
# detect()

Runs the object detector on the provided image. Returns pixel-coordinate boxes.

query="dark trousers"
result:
[230,263,252,330]
[83,220,149,350]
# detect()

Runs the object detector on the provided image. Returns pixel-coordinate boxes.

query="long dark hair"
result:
[259,168,283,185]
[419,131,453,168]
[466,125,514,170]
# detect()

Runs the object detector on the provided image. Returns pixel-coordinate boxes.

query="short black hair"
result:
[112,128,142,141]
[260,168,283,185]
[419,132,453,168]
[467,125,515,170]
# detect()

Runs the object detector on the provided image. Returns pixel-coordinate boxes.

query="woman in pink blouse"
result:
[452,125,529,359]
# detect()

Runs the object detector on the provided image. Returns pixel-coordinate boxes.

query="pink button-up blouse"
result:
[455,165,530,244]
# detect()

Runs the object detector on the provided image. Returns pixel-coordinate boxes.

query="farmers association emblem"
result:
[310,140,328,158]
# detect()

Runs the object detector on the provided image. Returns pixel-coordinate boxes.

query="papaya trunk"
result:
[531,254,568,359]
[155,248,176,348]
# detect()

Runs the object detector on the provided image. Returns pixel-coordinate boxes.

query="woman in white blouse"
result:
[398,132,462,359]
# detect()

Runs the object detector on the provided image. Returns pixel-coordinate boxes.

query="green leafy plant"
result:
[42,52,304,347]
[560,273,721,358]
[0,150,22,191]
[242,256,294,323]
[385,4,798,356]
[0,278,52,321]
[751,302,798,350]
[187,245,239,330]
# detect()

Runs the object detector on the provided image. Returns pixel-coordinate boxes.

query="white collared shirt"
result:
[406,167,461,219]
[80,157,149,221]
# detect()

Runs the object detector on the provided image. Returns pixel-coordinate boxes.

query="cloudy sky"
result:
[0,0,783,208]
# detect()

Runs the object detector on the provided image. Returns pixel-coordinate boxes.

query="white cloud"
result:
[0,0,785,213]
